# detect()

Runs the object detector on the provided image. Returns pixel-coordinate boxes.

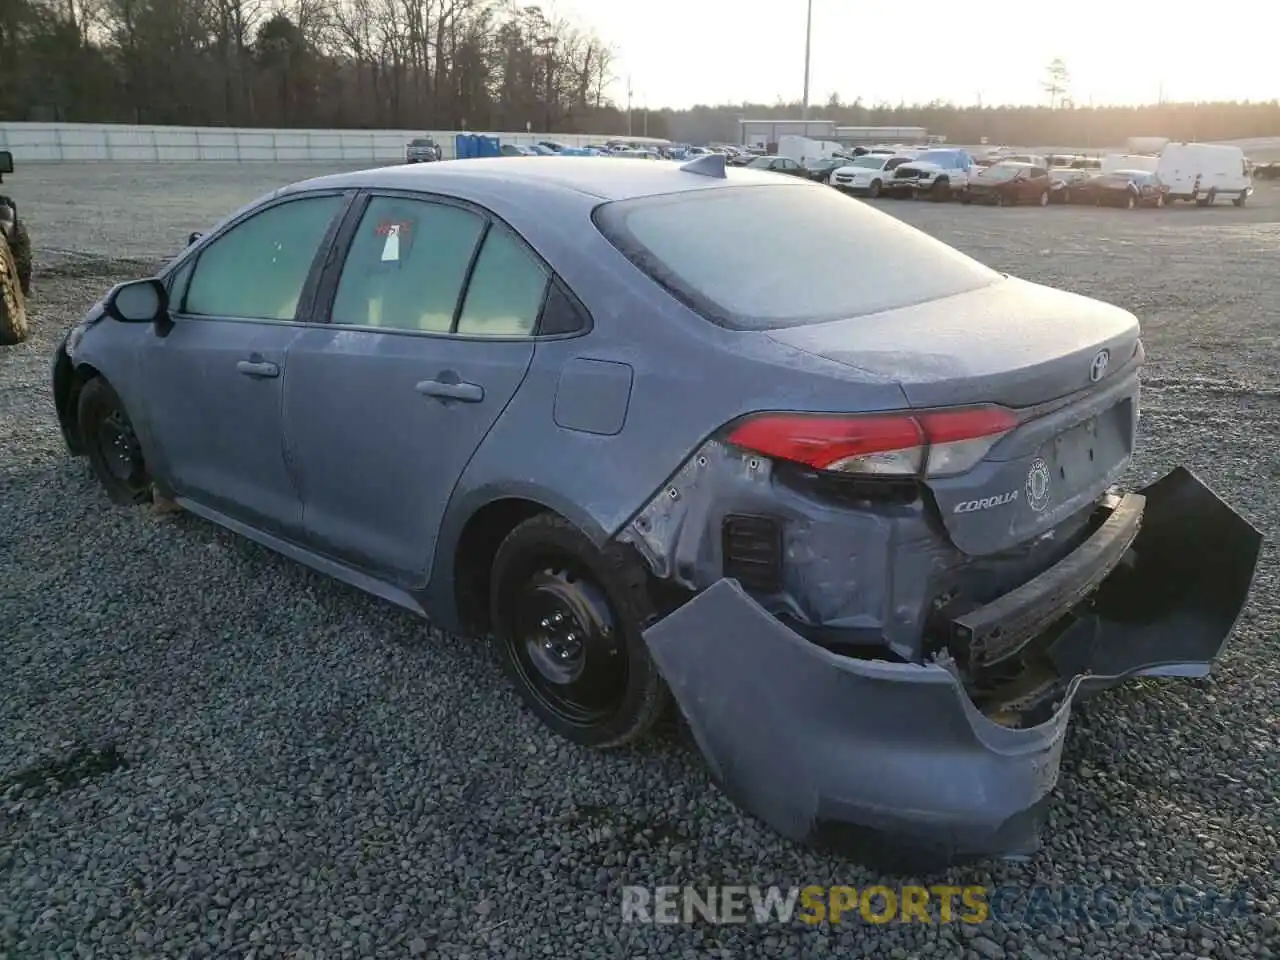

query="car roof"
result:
[287,156,795,202]
[992,161,1038,169]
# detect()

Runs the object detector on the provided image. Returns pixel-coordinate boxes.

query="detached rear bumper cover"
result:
[642,468,1261,865]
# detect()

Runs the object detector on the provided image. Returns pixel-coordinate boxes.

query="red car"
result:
[962,162,1052,207]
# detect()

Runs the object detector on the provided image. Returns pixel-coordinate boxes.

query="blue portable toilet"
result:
[455,133,501,159]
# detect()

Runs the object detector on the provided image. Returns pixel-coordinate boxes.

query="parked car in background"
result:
[1255,161,1280,180]
[802,156,850,183]
[405,137,442,163]
[1047,156,1102,203]
[888,148,979,201]
[612,149,661,160]
[500,144,538,157]
[830,153,917,197]
[1072,170,1169,209]
[962,161,1052,207]
[50,156,1260,867]
[745,155,808,177]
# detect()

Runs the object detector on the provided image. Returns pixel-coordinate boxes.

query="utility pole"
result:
[801,0,813,120]
[627,75,633,137]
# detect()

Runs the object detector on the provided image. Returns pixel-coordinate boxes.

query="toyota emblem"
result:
[1090,349,1110,383]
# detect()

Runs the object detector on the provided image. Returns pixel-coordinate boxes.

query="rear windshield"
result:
[593,184,1000,330]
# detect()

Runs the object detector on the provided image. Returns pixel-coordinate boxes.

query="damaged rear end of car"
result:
[595,180,1262,866]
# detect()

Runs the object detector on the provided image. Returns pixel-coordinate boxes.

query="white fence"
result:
[0,122,603,163]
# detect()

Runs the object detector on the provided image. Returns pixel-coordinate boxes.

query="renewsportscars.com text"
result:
[621,884,1251,927]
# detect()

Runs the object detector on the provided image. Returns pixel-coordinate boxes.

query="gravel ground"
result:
[1,164,1277,959]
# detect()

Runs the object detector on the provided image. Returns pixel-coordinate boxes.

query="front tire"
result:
[1126,192,1137,210]
[78,377,153,505]
[490,513,670,748]
[868,179,881,198]
[1038,189,1049,207]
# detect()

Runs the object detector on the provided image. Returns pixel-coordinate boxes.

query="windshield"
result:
[410,139,434,147]
[850,156,886,169]
[914,150,960,165]
[593,184,1000,331]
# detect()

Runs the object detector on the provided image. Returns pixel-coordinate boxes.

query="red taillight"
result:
[725,406,1018,478]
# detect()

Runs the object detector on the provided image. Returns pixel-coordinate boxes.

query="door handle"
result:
[236,359,279,378]
[416,378,484,402]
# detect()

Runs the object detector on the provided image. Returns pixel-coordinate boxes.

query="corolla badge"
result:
[1090,349,1110,382]
[1026,457,1052,512]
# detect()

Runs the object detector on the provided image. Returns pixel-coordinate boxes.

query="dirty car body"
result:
[51,156,1261,867]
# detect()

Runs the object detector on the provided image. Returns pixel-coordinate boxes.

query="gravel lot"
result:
[2,164,1277,959]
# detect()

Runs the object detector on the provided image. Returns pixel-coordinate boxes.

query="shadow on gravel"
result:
[1,743,127,800]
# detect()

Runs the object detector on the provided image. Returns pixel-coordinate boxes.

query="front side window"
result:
[330,196,486,333]
[594,183,999,331]
[184,195,343,320]
[456,225,550,337]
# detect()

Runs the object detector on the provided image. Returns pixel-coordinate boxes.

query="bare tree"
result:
[1043,57,1069,110]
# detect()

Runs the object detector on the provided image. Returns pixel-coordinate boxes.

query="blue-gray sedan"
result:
[51,155,1261,867]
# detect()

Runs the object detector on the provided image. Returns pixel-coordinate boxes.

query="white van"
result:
[1157,142,1252,206]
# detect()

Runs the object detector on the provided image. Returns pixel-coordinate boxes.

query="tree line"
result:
[0,0,627,133]
[2,0,1279,148]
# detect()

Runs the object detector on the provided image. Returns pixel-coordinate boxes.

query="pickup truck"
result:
[884,148,980,201]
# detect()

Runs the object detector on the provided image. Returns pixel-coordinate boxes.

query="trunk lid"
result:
[767,276,1142,555]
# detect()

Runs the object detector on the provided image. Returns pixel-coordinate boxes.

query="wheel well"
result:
[453,498,553,635]
[58,361,101,454]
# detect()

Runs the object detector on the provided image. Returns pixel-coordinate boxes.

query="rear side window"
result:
[331,196,485,333]
[456,225,550,337]
[593,184,999,330]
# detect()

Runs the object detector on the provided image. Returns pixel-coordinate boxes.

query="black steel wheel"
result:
[490,513,669,748]
[78,377,153,505]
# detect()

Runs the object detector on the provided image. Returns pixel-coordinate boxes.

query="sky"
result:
[546,1,1280,111]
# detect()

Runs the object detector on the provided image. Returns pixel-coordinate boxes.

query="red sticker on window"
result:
[375,219,413,237]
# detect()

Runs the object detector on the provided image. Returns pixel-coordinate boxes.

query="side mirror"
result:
[105,278,169,329]
[187,231,203,247]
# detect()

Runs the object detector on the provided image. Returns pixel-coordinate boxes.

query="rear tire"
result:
[0,233,28,346]
[1126,192,1137,210]
[1232,191,1247,207]
[490,513,670,749]
[10,220,31,297]
[1038,189,1049,207]
[78,377,153,506]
